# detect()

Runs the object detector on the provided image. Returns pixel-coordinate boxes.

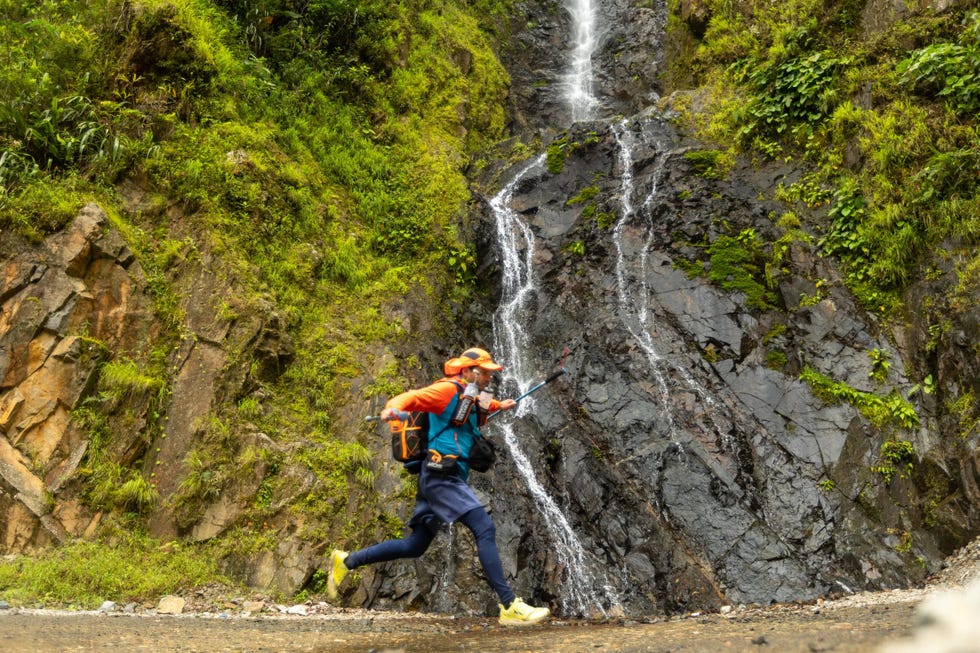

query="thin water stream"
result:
[488,156,621,617]
[479,0,620,619]
[610,118,733,450]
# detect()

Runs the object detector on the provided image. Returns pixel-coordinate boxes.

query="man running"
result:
[327,347,551,626]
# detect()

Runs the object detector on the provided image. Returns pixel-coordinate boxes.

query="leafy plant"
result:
[800,365,919,429]
[899,12,980,117]
[868,349,891,384]
[732,30,845,142]
[446,244,477,286]
[873,439,916,483]
[819,184,869,275]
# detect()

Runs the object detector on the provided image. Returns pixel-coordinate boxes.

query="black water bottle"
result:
[451,383,479,425]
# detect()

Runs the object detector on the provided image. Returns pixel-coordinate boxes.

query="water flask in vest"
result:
[450,383,479,424]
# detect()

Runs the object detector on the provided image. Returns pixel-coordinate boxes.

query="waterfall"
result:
[565,0,599,122]
[489,155,544,386]
[489,157,622,617]
[611,122,669,364]
[610,117,734,455]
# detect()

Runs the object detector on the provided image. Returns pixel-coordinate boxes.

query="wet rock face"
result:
[453,112,975,615]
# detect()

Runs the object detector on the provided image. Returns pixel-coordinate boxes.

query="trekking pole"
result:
[486,348,569,422]
[364,410,409,423]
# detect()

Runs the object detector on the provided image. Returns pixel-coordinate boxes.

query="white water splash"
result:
[565,0,600,122]
[489,156,622,617]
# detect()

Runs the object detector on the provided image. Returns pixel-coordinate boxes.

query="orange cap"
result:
[446,347,503,373]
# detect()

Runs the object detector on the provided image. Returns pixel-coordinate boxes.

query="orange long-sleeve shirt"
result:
[385,378,503,417]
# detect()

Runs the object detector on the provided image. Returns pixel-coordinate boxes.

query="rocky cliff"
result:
[344,106,977,617]
[0,205,305,587]
[2,206,150,551]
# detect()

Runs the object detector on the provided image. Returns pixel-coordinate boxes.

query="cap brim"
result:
[477,362,503,371]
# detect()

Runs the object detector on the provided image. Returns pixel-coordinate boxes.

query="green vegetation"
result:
[677,212,811,311]
[706,227,776,309]
[3,0,977,609]
[0,0,514,605]
[669,3,980,320]
[0,530,230,608]
[668,2,980,503]
[684,148,732,179]
[546,130,600,175]
[868,349,892,384]
[765,350,788,370]
[566,185,600,206]
[872,439,916,484]
[547,137,569,174]
[595,211,617,229]
[800,365,919,429]
[73,354,171,514]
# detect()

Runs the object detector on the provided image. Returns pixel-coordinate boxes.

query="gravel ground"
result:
[1,536,979,653]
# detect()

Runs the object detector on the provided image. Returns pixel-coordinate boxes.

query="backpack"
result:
[389,410,431,474]
[388,379,471,474]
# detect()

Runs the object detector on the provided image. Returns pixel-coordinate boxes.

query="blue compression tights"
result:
[344,506,515,606]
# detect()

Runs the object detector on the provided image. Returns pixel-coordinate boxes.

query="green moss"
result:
[707,228,776,309]
[547,138,569,174]
[684,149,733,179]
[765,350,788,370]
[947,390,979,439]
[762,323,787,344]
[596,211,616,229]
[565,241,586,257]
[567,185,600,206]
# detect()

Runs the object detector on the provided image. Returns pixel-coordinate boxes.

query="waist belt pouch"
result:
[425,450,460,476]
[467,437,497,473]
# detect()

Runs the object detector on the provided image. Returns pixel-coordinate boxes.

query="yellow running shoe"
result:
[498,597,551,626]
[326,549,349,600]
